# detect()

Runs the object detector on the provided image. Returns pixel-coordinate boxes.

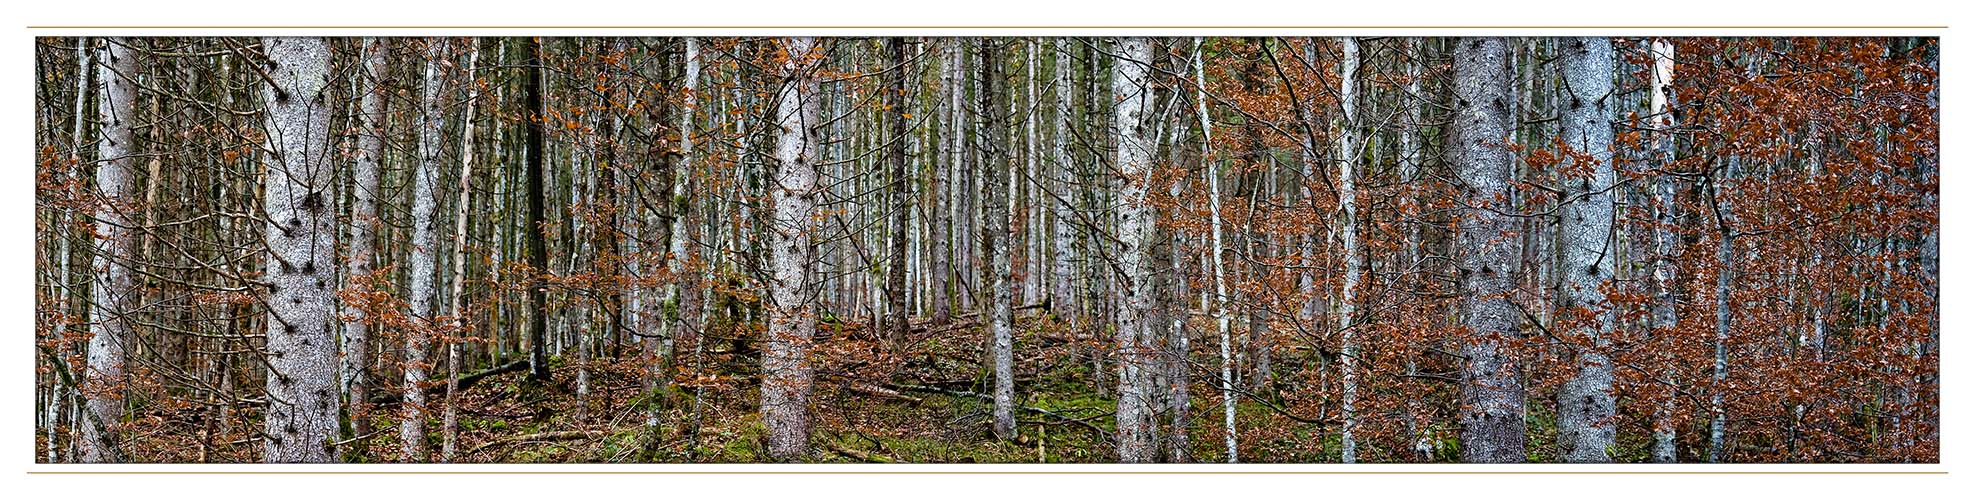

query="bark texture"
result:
[763,37,822,461]
[259,37,340,463]
[80,37,138,464]
[1450,36,1527,464]
[1111,37,1159,463]
[1555,36,1618,463]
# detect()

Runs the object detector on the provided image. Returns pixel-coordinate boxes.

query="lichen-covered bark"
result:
[1111,37,1158,463]
[1450,37,1527,464]
[1555,36,1618,463]
[979,38,1018,443]
[887,37,911,345]
[763,37,821,461]
[401,37,449,462]
[259,37,340,463]
[1051,38,1079,323]
[341,37,388,458]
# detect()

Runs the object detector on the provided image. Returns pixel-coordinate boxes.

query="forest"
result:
[32,36,1937,464]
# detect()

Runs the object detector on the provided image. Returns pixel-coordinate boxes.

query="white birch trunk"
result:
[1334,36,1364,464]
[1191,37,1239,464]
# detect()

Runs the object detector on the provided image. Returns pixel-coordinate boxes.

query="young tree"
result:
[259,36,340,463]
[440,39,482,462]
[525,37,551,383]
[1645,38,1680,464]
[1051,38,1080,323]
[979,38,1018,442]
[886,37,911,346]
[1334,36,1364,464]
[762,36,823,461]
[930,40,959,327]
[402,37,450,461]
[341,36,389,459]
[1450,36,1526,463]
[1191,36,1239,463]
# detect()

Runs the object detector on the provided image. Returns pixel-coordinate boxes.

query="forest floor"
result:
[66,313,1413,463]
[367,314,1133,463]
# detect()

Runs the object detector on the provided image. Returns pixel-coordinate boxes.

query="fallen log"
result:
[465,430,606,456]
[821,438,892,463]
[369,360,532,405]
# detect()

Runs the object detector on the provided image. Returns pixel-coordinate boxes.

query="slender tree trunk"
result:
[1334,36,1364,464]
[1191,37,1239,464]
[887,37,912,346]
[1051,38,1079,323]
[1400,37,1432,461]
[931,40,958,327]
[1111,37,1159,463]
[977,38,1018,442]
[48,36,94,464]
[763,37,822,461]
[402,37,449,462]
[650,35,702,445]
[1709,159,1739,463]
[1450,37,1526,464]
[1555,36,1618,463]
[79,36,137,464]
[260,36,340,463]
[525,37,551,383]
[441,39,481,463]
[341,37,388,459]
[1646,38,1681,464]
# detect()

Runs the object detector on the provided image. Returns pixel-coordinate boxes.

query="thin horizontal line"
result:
[24,471,1951,475]
[24,25,1952,29]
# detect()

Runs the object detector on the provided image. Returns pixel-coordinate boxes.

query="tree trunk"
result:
[260,36,341,463]
[342,36,388,460]
[525,37,551,383]
[1334,36,1364,464]
[887,37,912,346]
[1555,36,1618,463]
[402,37,449,462]
[80,36,138,464]
[931,40,959,327]
[1450,36,1526,464]
[441,39,481,463]
[1192,37,1239,464]
[1051,38,1079,324]
[978,38,1018,443]
[1111,37,1159,463]
[763,37,822,461]
[1709,159,1739,463]
[1645,38,1681,464]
